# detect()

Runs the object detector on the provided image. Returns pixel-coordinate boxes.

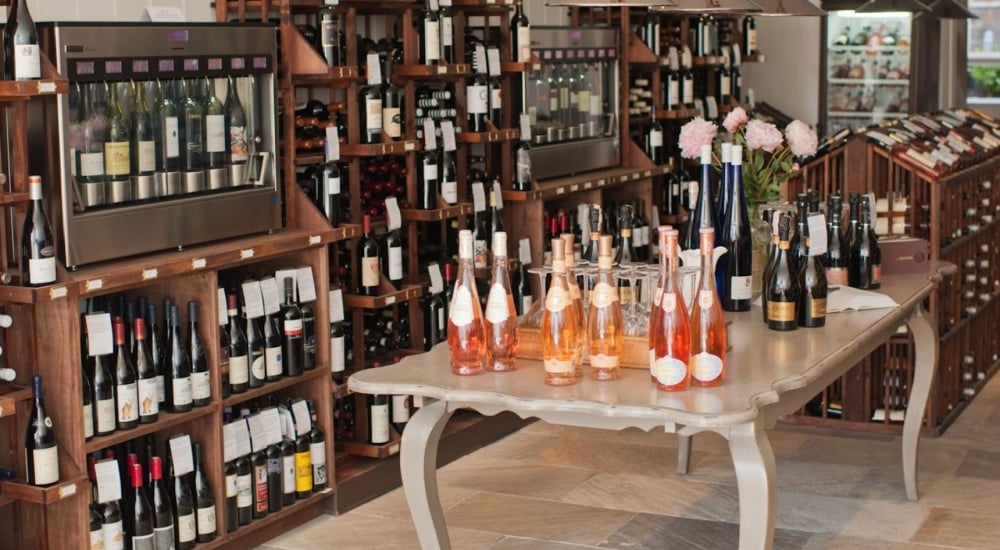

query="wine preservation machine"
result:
[34,23,282,268]
[522,27,620,180]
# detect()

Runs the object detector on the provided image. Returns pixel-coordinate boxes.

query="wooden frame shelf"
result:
[501,60,542,74]
[501,166,670,202]
[343,285,423,309]
[342,437,400,459]
[222,366,330,408]
[456,129,520,144]
[657,107,700,120]
[84,404,219,454]
[401,203,473,222]
[0,477,89,505]
[451,0,519,7]
[340,140,420,158]
[394,63,471,79]
[0,386,30,419]
[0,192,29,206]
[195,489,333,550]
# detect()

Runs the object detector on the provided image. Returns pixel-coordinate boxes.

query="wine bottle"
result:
[330,317,347,382]
[246,312,265,388]
[250,433,269,519]
[423,287,446,351]
[690,227,727,386]
[613,202,637,267]
[158,79,182,175]
[149,456,174,550]
[466,68,489,133]
[511,2,532,63]
[646,107,665,164]
[850,196,882,289]
[588,235,624,381]
[483,231,518,372]
[302,302,317,372]
[766,214,800,331]
[640,8,660,56]
[92,354,117,438]
[202,77,227,170]
[293,415,313,498]
[421,0,441,65]
[235,452,253,525]
[418,149,440,209]
[225,76,250,169]
[514,135,532,192]
[798,232,828,328]
[542,238,578,386]
[322,162,343,227]
[719,145,752,312]
[441,149,458,204]
[188,301,211,407]
[193,443,216,542]
[368,394,390,444]
[21,175,56,287]
[318,3,342,67]
[650,227,691,391]
[4,0,40,81]
[281,278,306,376]
[167,305,193,413]
[791,194,809,267]
[845,192,861,253]
[358,215,381,296]
[82,363,95,440]
[145,304,167,410]
[716,143,732,227]
[132,82,157,179]
[308,401,327,490]
[129,463,155,550]
[743,15,757,56]
[382,51,403,141]
[223,457,238,533]
[228,295,250,393]
[102,469,124,550]
[263,310,283,382]
[25,375,58,486]
[113,318,140,431]
[79,83,108,185]
[279,430,296,506]
[684,145,718,250]
[133,318,159,424]
[180,79,205,173]
[513,250,533,317]
[448,230,485,375]
[264,436,282,514]
[359,82,383,145]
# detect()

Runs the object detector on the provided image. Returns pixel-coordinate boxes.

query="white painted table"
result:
[350,264,952,550]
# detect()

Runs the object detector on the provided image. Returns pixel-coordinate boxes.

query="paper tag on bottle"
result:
[275,269,299,302]
[520,113,532,140]
[732,44,742,66]
[366,53,382,86]
[233,419,252,458]
[94,459,123,504]
[475,45,487,75]
[291,400,312,437]
[493,181,504,209]
[259,277,281,316]
[472,182,486,212]
[241,280,266,319]
[706,97,719,120]
[519,238,532,265]
[223,422,239,463]
[668,47,680,71]
[441,120,457,152]
[428,263,445,295]
[429,0,440,9]
[385,196,402,230]
[681,47,692,69]
[169,434,195,476]
[329,288,346,323]
[424,119,437,151]
[260,407,283,447]
[487,47,502,77]
[325,126,340,163]
[324,0,339,4]
[747,89,755,108]
[247,413,267,453]
[217,288,228,327]
[807,213,828,256]
[85,313,114,357]
[297,267,318,303]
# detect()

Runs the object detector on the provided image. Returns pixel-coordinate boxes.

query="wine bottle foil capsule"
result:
[182,170,205,194]
[81,180,107,208]
[207,166,229,190]
[582,121,597,139]
[134,174,157,200]
[546,127,558,143]
[228,163,247,188]
[157,171,181,197]
[108,178,133,204]
[568,125,580,140]
[557,128,568,142]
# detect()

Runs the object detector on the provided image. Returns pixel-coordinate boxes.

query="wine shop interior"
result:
[1,0,998,548]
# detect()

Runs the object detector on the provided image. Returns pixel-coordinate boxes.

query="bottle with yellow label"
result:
[766,214,800,332]
[561,233,585,377]
[690,227,727,387]
[588,235,623,381]
[542,238,579,386]
[798,234,827,328]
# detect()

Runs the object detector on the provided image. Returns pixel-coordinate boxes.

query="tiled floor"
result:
[255,375,1000,549]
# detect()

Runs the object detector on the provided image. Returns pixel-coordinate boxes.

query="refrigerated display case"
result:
[967,1,1000,115]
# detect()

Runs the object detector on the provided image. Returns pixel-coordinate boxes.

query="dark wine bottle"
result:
[92,353,116,438]
[418,149,440,210]
[246,311,265,388]
[167,305,193,413]
[790,194,810,266]
[318,3,342,67]
[250,435,269,520]
[228,294,250,393]
[798,233,828,328]
[20,175,56,287]
[359,83,383,144]
[384,228,404,290]
[358,215,381,296]
[845,192,861,253]
[263,311,283,382]
[130,463,155,550]
[281,278,306,377]
[420,1,441,65]
[134,318,160,424]
[82,362,95,440]
[193,443,217,542]
[235,453,253,526]
[172,460,196,550]
[293,417,313,498]
[743,15,757,56]
[224,459,238,533]
[684,145,718,250]
[646,107,664,164]
[368,394,390,445]
[391,395,411,435]
[308,401,327,491]
[322,162,343,227]
[280,434,296,506]
[850,196,882,289]
[382,51,403,140]
[4,0,40,81]
[150,457,175,550]
[765,214,800,331]
[188,301,211,407]
[102,483,124,550]
[113,318,140,431]
[146,303,167,410]
[180,78,205,173]
[466,69,489,133]
[25,375,58,486]
[511,2,532,63]
[719,145,752,312]
[331,319,347,382]
[302,302,317,371]
[423,290,446,350]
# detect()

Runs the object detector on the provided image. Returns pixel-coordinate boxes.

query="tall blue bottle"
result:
[682,144,719,251]
[718,145,752,311]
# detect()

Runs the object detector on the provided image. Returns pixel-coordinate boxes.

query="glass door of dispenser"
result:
[967,1,1000,116]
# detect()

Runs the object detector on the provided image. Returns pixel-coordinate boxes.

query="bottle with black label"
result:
[188,301,211,407]
[765,214,800,331]
[228,295,250,393]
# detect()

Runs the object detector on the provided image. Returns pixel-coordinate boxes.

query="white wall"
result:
[525,1,570,26]
[16,0,214,22]
[740,15,822,126]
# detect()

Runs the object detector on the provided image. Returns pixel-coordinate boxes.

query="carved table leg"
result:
[677,428,693,475]
[728,419,776,550]
[903,304,938,501]
[401,399,455,550]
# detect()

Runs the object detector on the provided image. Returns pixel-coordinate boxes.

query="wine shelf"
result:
[0,386,29,419]
[0,476,90,506]
[501,60,542,73]
[195,490,333,550]
[340,140,420,158]
[0,192,29,206]
[84,403,219,454]
[222,366,330,408]
[656,107,700,120]
[401,203,473,222]
[343,285,423,310]
[394,63,471,79]
[342,437,401,459]
[501,166,670,202]
[456,129,520,144]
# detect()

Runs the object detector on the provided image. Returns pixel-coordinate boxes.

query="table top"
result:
[350,264,951,429]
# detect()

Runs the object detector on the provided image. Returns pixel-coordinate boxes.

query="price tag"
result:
[440,0,451,5]
[259,277,282,316]
[681,47,692,69]
[428,263,445,294]
[487,47,502,77]
[217,288,228,326]
[424,119,437,151]
[85,313,113,357]
[223,422,240,463]
[329,288,345,323]
[247,413,268,453]
[385,196,402,231]
[519,238,532,265]
[472,181,486,212]
[241,280,266,319]
[807,213,828,257]
[296,266,318,303]
[429,0,440,9]
[366,53,382,86]
[275,269,299,302]
[94,459,123,504]
[278,406,296,440]
[706,96,719,120]
[260,407,283,447]
[325,126,340,163]
[731,44,742,66]
[291,400,312,437]
[475,45,487,75]
[493,181,504,210]
[668,47,680,71]
[169,435,195,476]
[234,419,252,458]
[520,113,532,140]
[323,0,340,4]
[441,120,457,152]
[747,88,755,109]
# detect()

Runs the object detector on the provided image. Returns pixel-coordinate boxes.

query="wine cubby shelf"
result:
[343,285,423,310]
[401,203,474,222]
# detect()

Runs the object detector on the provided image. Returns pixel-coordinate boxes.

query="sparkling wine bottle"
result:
[25,375,58,486]
[588,235,624,381]
[448,230,485,375]
[650,227,691,391]
[850,195,882,289]
[766,214,800,331]
[798,231,828,328]
[690,227,727,386]
[542,238,579,386]
[825,194,849,286]
[484,231,518,372]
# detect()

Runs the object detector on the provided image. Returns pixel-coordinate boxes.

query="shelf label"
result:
[309,235,322,245]
[472,182,486,213]
[223,422,239,463]
[58,484,77,499]
[732,44,742,66]
[169,434,195,476]
[85,279,103,292]
[366,53,382,86]
[240,248,255,260]
[519,238,532,265]
[297,266,318,303]
[570,184,579,192]
[329,288,346,323]
[386,197,402,231]
[292,400,312,437]
[556,187,565,195]
[217,288,228,327]
[706,96,719,120]
[94,459,122,504]
[325,126,340,163]
[384,295,396,306]
[441,120,457,152]
[241,280,266,319]
[436,65,448,75]
[597,179,606,187]
[405,142,416,152]
[260,277,282,316]
[142,268,158,281]
[192,258,207,270]
[48,286,67,300]
[85,313,113,357]
[39,82,57,94]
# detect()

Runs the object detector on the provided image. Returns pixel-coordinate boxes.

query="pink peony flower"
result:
[722,107,748,134]
[744,119,783,153]
[785,120,819,158]
[678,117,718,159]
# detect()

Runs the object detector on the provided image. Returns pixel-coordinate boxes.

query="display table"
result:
[349,263,952,550]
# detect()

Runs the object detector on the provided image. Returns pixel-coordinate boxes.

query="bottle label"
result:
[117,382,139,423]
[668,81,679,109]
[254,466,268,511]
[196,505,217,535]
[284,318,304,337]
[28,257,57,286]
[577,90,590,114]
[698,290,714,309]
[442,16,454,47]
[560,87,570,110]
[423,163,438,182]
[441,180,458,204]
[251,352,266,381]
[810,297,827,319]
[138,140,156,173]
[236,473,252,507]
[30,446,59,486]
[191,370,211,401]
[392,395,411,423]
[653,356,688,386]
[485,283,511,324]
[331,336,345,373]
[730,276,752,300]
[590,354,620,369]
[873,264,882,284]
[156,374,165,404]
[545,286,570,313]
[467,85,489,115]
[683,80,694,105]
[590,93,602,116]
[165,117,181,159]
[206,114,226,153]
[383,107,402,138]
[619,285,632,305]
[650,129,663,148]
[691,352,724,382]
[310,442,327,486]
[80,152,105,177]
[103,520,125,550]
[720,75,731,96]
[748,29,758,51]
[437,307,446,333]
[83,402,94,439]
[282,455,295,495]
[153,526,173,550]
[544,358,574,374]
[265,346,283,377]
[230,125,249,161]
[424,20,441,62]
[474,239,488,269]
[550,94,559,113]
[172,376,193,406]
[518,29,532,62]
[370,403,390,444]
[449,286,476,327]
[516,149,532,184]
[767,301,796,322]
[229,354,250,385]
[662,292,677,313]
[389,247,404,281]
[591,282,618,308]
[361,256,380,288]
[96,398,116,433]
[177,513,196,543]
[137,377,158,418]
[104,141,131,177]
[14,44,41,80]
[491,88,503,112]
[295,451,313,493]
[226,472,238,497]
[365,98,383,130]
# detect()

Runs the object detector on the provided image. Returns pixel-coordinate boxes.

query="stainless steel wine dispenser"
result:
[33,23,282,269]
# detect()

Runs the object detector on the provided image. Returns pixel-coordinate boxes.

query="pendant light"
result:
[751,0,828,16]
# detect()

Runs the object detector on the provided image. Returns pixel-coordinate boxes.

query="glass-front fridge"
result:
[967,1,1000,116]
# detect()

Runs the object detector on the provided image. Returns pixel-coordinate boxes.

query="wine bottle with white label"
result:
[225,76,250,169]
[4,0,40,81]
[25,375,59,486]
[21,175,56,287]
[308,401,327,490]
[484,232,518,372]
[228,295,250,393]
[367,394,390,444]
[113,318,140,431]
[131,82,157,179]
[263,310,284,383]
[511,2,531,63]
[193,443,217,542]
[358,215,381,296]
[188,301,212,407]
[202,76,227,170]
[167,305,194,413]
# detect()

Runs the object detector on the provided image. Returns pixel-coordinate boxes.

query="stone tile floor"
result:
[256,375,1000,549]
